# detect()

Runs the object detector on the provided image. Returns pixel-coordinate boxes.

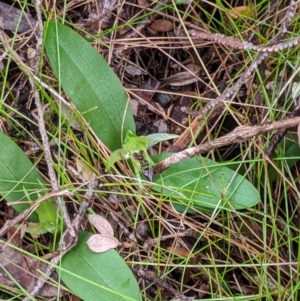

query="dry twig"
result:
[154,116,300,174]
[21,0,76,299]
[132,267,194,301]
[0,191,73,237]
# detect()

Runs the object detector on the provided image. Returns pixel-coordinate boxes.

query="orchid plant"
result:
[108,131,178,182]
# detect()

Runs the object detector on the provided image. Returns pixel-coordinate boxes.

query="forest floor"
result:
[1,0,300,300]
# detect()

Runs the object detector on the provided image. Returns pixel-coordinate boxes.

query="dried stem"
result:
[22,0,75,299]
[188,31,300,53]
[132,267,194,301]
[154,116,300,174]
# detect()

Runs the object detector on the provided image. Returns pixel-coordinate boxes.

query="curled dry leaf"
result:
[125,64,147,76]
[88,214,114,236]
[297,123,300,146]
[166,246,190,257]
[163,68,200,86]
[87,234,120,253]
[149,19,173,32]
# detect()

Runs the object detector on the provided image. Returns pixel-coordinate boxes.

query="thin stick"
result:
[0,191,73,237]
[32,1,75,236]
[133,267,194,301]
[22,0,74,300]
[22,176,98,300]
[154,116,300,174]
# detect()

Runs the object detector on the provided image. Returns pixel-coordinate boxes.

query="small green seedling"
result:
[108,131,179,182]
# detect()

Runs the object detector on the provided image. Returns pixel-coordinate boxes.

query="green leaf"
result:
[152,153,260,212]
[107,131,178,181]
[25,221,57,235]
[108,148,131,167]
[59,231,142,301]
[44,22,135,151]
[123,131,148,151]
[0,132,58,230]
[145,133,179,148]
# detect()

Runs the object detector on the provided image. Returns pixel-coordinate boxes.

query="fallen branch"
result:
[154,116,300,174]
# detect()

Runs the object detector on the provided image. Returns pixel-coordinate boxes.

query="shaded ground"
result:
[1,0,300,300]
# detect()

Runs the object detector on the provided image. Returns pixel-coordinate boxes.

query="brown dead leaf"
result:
[75,157,94,181]
[163,69,200,86]
[227,6,254,19]
[88,214,114,236]
[0,239,65,297]
[0,2,37,32]
[138,0,149,5]
[129,98,139,116]
[87,234,120,253]
[149,19,173,32]
[125,64,147,76]
[147,26,158,35]
[198,282,209,298]
[7,225,25,247]
[166,246,190,257]
[185,64,201,73]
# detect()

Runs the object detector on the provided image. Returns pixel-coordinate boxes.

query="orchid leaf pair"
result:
[108,131,179,181]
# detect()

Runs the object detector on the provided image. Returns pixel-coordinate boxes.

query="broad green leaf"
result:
[145,133,179,148]
[152,153,260,212]
[0,132,58,229]
[60,231,142,301]
[44,22,135,151]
